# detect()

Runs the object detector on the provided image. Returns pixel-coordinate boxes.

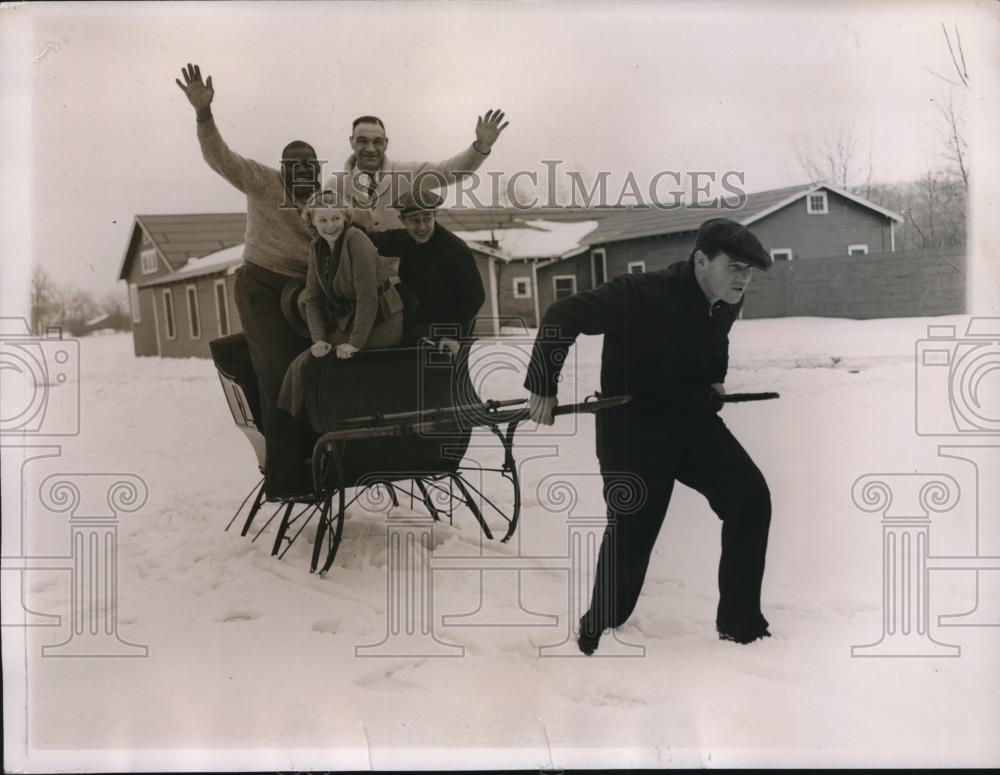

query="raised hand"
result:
[175,63,214,114]
[474,108,509,153]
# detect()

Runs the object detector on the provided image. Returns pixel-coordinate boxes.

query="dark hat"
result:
[280,278,310,339]
[694,218,772,270]
[393,189,444,216]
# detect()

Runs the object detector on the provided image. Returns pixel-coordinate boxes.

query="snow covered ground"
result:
[3,315,999,771]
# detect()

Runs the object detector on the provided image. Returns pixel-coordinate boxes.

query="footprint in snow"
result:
[216,609,259,623]
[311,618,343,634]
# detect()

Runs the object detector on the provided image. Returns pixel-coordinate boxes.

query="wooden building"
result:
[122,184,961,357]
[120,213,516,357]
[117,214,247,357]
[534,183,909,317]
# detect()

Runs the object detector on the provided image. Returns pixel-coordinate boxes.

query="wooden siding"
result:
[601,232,695,279]
[741,248,965,319]
[133,288,161,356]
[471,254,497,337]
[138,270,244,358]
[494,259,538,329]
[123,226,174,286]
[748,190,892,260]
[535,252,591,316]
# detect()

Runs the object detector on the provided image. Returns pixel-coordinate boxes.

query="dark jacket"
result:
[367,223,486,340]
[524,259,741,419]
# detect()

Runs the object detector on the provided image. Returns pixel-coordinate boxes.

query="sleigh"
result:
[209,333,627,574]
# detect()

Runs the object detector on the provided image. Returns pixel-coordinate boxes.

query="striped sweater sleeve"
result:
[197,118,270,194]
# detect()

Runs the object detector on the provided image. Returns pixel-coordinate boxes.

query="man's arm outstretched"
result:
[398,109,510,187]
[524,279,623,424]
[175,62,270,194]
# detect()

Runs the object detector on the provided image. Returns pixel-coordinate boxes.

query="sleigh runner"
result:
[210,333,628,574]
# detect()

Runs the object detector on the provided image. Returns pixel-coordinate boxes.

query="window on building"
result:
[214,279,230,336]
[186,285,201,339]
[553,275,577,300]
[512,276,532,300]
[140,248,158,274]
[848,244,869,256]
[806,191,828,214]
[139,231,158,274]
[162,288,176,340]
[129,283,141,323]
[770,248,793,261]
[591,249,607,286]
[627,261,646,273]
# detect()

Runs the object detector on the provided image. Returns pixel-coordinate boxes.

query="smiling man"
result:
[176,62,321,499]
[524,217,774,654]
[326,110,508,231]
[364,190,485,353]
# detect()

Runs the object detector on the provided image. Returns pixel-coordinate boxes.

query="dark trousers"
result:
[586,411,772,638]
[234,263,315,496]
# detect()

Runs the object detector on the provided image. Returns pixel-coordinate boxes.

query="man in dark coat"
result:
[524,218,774,654]
[364,191,486,352]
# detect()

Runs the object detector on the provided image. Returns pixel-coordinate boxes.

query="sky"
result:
[1,0,998,297]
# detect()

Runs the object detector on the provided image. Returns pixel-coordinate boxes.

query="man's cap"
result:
[694,218,772,270]
[393,189,444,216]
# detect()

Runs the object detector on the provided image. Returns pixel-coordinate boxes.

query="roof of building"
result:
[455,219,598,260]
[139,242,244,288]
[117,213,248,281]
[121,183,904,284]
[578,183,903,246]
[84,313,113,327]
[435,206,619,233]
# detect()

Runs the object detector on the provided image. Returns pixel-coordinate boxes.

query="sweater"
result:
[322,144,489,231]
[197,118,314,278]
[524,260,741,416]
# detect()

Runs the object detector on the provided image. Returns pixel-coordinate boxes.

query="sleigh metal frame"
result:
[210,335,546,574]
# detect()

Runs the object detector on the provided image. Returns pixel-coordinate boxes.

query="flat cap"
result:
[393,189,444,216]
[694,218,772,270]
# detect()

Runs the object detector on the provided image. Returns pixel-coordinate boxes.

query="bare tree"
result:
[935,84,969,190]
[925,23,970,190]
[30,265,57,335]
[52,286,101,337]
[793,119,874,194]
[99,286,132,331]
